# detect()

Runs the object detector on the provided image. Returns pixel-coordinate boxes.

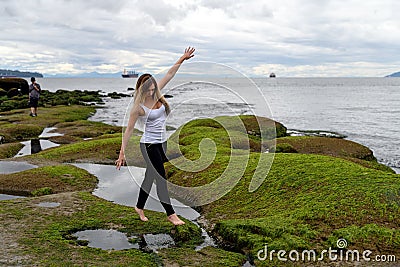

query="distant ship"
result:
[122,69,139,78]
[269,73,276,78]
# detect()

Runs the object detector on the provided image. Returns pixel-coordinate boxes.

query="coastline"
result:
[0,93,399,266]
[4,76,398,173]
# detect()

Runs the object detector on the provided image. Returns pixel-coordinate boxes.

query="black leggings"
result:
[136,142,175,216]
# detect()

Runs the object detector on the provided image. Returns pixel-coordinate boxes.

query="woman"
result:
[116,47,195,226]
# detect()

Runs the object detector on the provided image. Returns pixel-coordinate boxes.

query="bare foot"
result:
[135,207,148,222]
[167,214,185,226]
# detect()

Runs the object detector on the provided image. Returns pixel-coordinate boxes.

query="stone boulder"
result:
[0,78,29,95]
[275,136,375,161]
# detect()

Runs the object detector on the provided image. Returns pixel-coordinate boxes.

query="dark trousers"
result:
[136,142,175,216]
[29,97,39,108]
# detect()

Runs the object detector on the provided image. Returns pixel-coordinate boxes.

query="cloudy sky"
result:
[1,0,399,77]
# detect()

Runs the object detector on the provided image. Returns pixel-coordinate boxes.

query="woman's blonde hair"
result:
[133,73,170,114]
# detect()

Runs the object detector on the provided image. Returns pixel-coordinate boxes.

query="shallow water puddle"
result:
[14,127,62,157]
[72,163,216,250]
[72,163,200,221]
[73,229,176,252]
[0,194,25,201]
[14,139,59,157]
[73,229,139,250]
[36,202,61,208]
[38,127,64,138]
[0,161,37,174]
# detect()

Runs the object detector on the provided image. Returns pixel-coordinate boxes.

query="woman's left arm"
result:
[158,47,195,90]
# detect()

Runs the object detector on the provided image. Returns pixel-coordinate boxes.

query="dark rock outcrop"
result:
[0,78,29,95]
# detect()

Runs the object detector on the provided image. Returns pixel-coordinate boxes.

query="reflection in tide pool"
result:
[73,229,139,251]
[14,139,59,157]
[38,127,64,138]
[73,163,216,251]
[0,161,37,174]
[72,229,176,252]
[72,163,200,221]
[13,127,62,158]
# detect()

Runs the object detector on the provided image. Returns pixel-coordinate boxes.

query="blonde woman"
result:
[116,47,195,226]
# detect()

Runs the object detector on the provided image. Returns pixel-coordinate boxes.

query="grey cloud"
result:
[1,6,16,17]
[200,0,236,9]
[135,0,182,26]
[200,0,273,19]
[0,0,399,77]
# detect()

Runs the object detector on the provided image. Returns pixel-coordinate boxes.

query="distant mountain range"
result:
[0,69,43,78]
[386,71,400,77]
[0,69,122,78]
[4,69,399,78]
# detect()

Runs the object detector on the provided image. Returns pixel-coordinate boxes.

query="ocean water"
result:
[37,77,400,173]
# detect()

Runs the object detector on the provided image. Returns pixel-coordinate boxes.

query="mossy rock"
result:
[173,115,285,139]
[0,165,98,196]
[167,149,400,259]
[47,135,82,144]
[7,88,21,98]
[0,78,29,94]
[276,136,375,161]
[0,89,104,112]
[0,99,28,112]
[238,115,287,139]
[31,187,53,196]
[340,156,395,173]
[0,105,96,128]
[0,192,203,266]
[30,136,124,165]
[169,115,285,160]
[0,142,25,158]
[274,142,297,153]
[40,90,104,107]
[107,92,131,99]
[213,215,316,254]
[158,247,246,267]
[0,123,43,142]
[169,220,202,244]
[0,88,7,97]
[54,120,122,139]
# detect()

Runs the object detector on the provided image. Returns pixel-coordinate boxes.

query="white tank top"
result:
[139,103,167,143]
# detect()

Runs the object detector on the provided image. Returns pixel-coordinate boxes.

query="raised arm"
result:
[116,106,141,170]
[157,47,195,90]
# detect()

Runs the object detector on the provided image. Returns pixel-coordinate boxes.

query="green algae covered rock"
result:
[276,136,375,160]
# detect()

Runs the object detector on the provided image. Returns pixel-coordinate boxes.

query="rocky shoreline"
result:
[0,94,399,266]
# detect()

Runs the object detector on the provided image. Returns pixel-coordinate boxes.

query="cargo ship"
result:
[122,69,139,78]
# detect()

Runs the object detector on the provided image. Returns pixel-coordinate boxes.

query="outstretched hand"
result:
[157,46,196,90]
[182,47,195,61]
